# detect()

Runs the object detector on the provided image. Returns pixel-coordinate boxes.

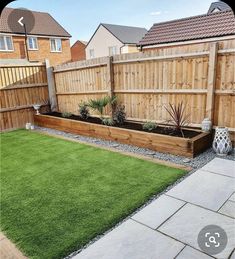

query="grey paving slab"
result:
[166,170,235,211]
[229,193,235,202]
[159,204,235,259]
[219,200,235,218]
[231,250,235,259]
[131,194,185,229]
[176,246,213,259]
[74,219,184,259]
[201,158,235,178]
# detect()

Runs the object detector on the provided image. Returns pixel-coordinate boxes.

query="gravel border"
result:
[33,126,234,259]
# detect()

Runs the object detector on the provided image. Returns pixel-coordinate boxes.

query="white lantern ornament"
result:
[201,118,212,132]
[213,127,232,156]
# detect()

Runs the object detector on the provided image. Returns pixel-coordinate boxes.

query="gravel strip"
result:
[33,126,234,259]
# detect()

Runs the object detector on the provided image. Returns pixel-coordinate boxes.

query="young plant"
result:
[78,103,90,120]
[88,95,117,120]
[113,105,126,125]
[61,112,72,118]
[164,101,190,137]
[143,121,157,131]
[101,117,114,126]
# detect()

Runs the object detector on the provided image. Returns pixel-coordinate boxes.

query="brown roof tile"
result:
[139,10,235,46]
[0,7,71,38]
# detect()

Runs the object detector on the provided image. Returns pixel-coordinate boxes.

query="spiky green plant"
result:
[88,96,117,119]
[164,101,190,137]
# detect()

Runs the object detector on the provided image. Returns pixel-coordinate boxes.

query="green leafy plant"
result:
[114,105,126,125]
[88,96,117,119]
[61,112,72,118]
[164,101,190,137]
[102,117,114,126]
[78,103,90,120]
[143,121,157,131]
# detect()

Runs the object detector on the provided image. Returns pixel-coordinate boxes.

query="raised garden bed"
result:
[34,113,212,157]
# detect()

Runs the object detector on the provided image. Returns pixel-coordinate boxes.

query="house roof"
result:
[138,10,235,47]
[71,40,87,48]
[208,1,232,14]
[0,7,71,38]
[101,23,147,44]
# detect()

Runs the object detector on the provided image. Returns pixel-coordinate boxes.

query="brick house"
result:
[71,40,87,61]
[0,7,71,66]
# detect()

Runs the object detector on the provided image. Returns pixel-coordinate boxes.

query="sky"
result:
[8,0,214,45]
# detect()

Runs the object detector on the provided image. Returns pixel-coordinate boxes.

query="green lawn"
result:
[0,130,187,259]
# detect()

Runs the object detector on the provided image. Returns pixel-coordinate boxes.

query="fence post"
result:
[45,59,58,112]
[206,42,218,124]
[106,56,115,115]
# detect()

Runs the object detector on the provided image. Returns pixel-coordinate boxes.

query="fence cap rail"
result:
[0,63,45,68]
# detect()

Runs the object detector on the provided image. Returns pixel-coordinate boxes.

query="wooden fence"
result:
[1,39,234,137]
[53,39,235,138]
[0,63,49,130]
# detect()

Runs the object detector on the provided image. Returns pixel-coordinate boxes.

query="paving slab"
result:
[159,204,235,259]
[74,219,184,259]
[176,246,214,259]
[0,232,27,259]
[166,170,235,211]
[131,195,185,229]
[231,250,235,259]
[201,158,235,178]
[219,200,235,218]
[229,193,235,202]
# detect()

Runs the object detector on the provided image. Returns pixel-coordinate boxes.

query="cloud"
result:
[150,11,162,16]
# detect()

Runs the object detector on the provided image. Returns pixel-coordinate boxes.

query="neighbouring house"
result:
[0,7,71,66]
[138,9,235,51]
[207,1,232,13]
[86,23,147,59]
[71,40,87,61]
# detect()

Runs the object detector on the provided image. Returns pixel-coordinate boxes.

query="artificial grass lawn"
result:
[1,130,187,259]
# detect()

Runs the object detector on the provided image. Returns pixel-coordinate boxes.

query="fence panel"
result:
[51,40,235,140]
[0,63,49,131]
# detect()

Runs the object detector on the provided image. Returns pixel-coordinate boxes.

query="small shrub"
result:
[61,112,72,118]
[88,96,117,120]
[164,101,190,137]
[88,96,110,119]
[102,117,114,126]
[143,121,157,131]
[78,103,90,120]
[114,105,126,125]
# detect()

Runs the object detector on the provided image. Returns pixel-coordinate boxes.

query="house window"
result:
[0,35,13,51]
[89,49,95,58]
[28,37,38,50]
[50,38,62,52]
[109,46,117,56]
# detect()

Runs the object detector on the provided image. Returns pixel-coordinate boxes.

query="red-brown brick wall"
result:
[71,41,86,61]
[0,36,71,66]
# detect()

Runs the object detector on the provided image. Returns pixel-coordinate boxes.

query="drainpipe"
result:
[23,23,29,61]
[120,45,125,54]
